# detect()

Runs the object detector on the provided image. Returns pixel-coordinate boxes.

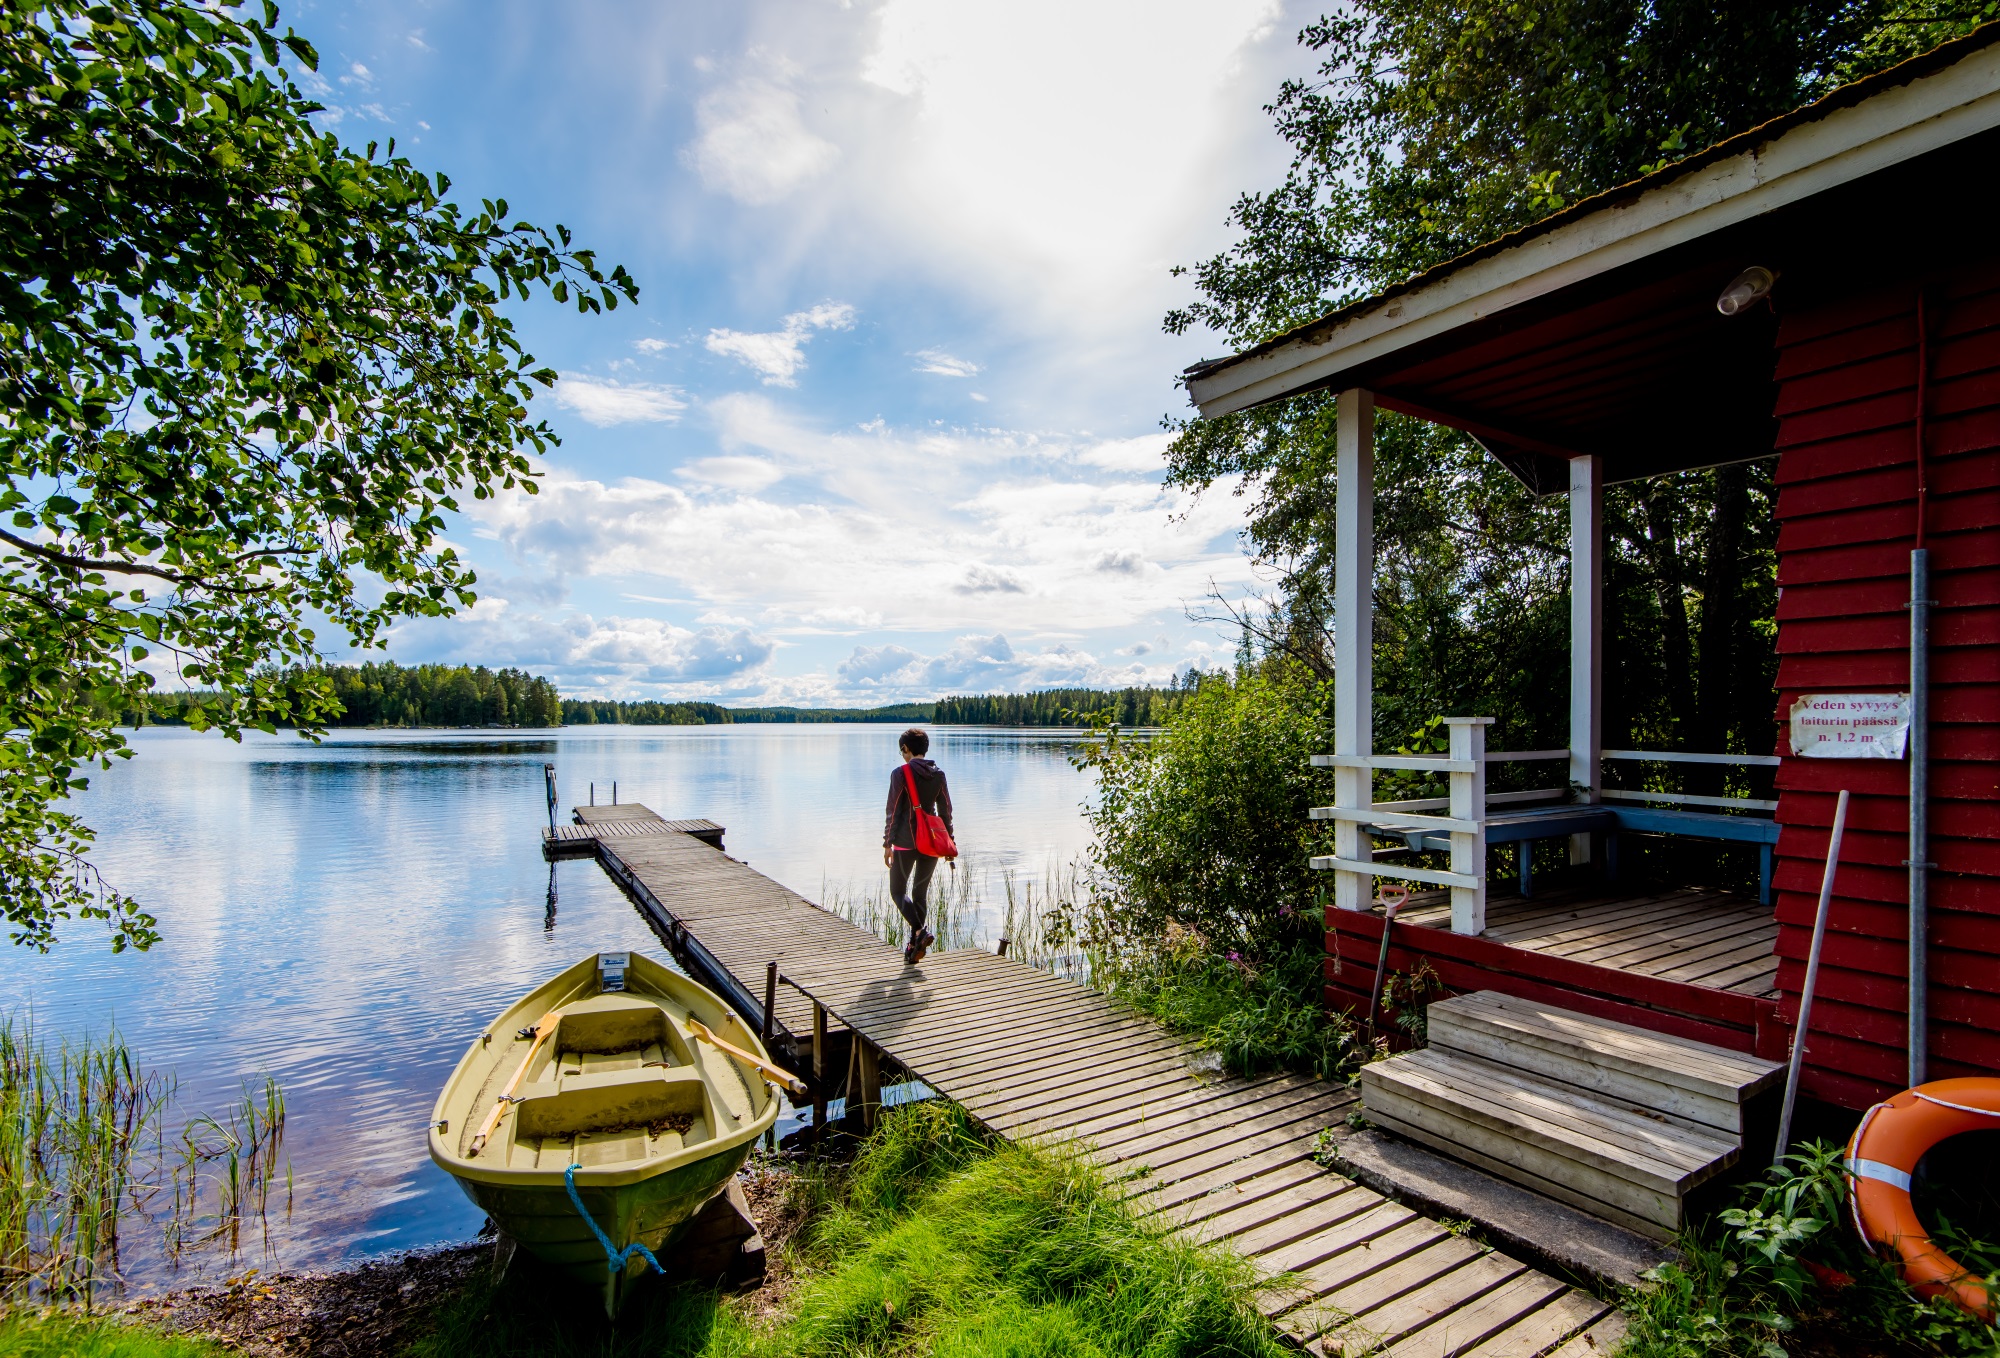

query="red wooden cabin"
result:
[1184,29,2000,1112]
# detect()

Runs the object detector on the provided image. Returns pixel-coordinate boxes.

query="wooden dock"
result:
[561,806,1628,1357]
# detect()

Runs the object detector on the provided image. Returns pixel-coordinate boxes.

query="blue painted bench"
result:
[1370,801,1778,905]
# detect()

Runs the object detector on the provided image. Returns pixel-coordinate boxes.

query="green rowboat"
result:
[428,951,786,1315]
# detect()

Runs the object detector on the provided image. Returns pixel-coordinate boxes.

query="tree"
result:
[0,1,636,950]
[1163,1,1979,762]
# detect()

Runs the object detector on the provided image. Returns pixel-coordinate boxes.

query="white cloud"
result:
[471,404,1254,640]
[705,302,856,386]
[633,338,675,355]
[407,30,431,51]
[397,609,775,695]
[912,349,980,378]
[1079,435,1171,473]
[677,456,783,491]
[552,378,688,427]
[831,633,1165,697]
[683,73,839,205]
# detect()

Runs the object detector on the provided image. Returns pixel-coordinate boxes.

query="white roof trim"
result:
[1188,44,2000,419]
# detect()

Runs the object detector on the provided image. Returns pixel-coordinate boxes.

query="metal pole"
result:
[1776,789,1848,1166]
[1909,549,1930,1087]
[543,763,557,830]
[612,780,618,806]
[1365,888,1408,1038]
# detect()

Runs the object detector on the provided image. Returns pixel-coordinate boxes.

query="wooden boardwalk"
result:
[564,806,1628,1357]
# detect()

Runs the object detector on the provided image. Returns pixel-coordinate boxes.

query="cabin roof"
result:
[1182,24,2000,490]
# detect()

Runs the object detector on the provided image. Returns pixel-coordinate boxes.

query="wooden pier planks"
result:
[563,807,1624,1357]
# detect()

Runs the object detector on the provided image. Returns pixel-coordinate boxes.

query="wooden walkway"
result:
[563,806,1628,1357]
[1397,884,1778,998]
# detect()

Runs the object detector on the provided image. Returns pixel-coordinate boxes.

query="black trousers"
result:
[888,849,938,935]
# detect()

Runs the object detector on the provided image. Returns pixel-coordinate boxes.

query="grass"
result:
[1622,1142,2000,1358]
[1092,930,1363,1081]
[821,860,1087,978]
[0,1311,224,1357]
[394,1100,1291,1358]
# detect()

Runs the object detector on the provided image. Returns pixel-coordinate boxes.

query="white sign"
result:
[1789,693,1910,759]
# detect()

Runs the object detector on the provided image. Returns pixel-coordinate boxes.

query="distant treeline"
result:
[133,666,1195,730]
[563,685,1191,728]
[137,662,562,728]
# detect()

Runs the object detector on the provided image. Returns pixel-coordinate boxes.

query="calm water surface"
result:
[0,724,1098,1286]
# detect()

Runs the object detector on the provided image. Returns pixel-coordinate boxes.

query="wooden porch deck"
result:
[1396,884,1779,998]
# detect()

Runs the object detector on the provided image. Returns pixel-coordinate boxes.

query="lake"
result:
[0,723,1100,1288]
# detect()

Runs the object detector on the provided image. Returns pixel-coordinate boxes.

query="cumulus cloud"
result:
[705,302,856,386]
[553,377,688,426]
[683,74,839,205]
[954,563,1026,595]
[678,456,783,492]
[912,349,979,377]
[831,633,1146,697]
[397,608,776,695]
[1091,547,1147,575]
[633,337,675,355]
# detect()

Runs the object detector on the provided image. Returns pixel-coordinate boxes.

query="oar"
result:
[687,1019,808,1095]
[469,1008,564,1157]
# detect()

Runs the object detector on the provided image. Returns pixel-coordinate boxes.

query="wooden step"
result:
[1359,1047,1740,1239]
[1426,991,1782,1134]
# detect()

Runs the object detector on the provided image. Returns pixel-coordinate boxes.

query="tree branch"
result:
[0,528,297,593]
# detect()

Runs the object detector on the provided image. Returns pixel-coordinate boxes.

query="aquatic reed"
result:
[166,1075,290,1257]
[0,1016,171,1302]
[819,855,1090,980]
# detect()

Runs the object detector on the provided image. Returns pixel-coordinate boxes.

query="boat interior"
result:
[498,993,751,1170]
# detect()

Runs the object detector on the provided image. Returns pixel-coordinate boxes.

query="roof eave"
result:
[1187,27,2000,421]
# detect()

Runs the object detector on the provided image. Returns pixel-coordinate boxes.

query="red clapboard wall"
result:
[1771,260,2000,1110]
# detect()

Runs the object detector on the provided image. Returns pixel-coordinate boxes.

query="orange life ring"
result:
[1845,1078,1999,1321]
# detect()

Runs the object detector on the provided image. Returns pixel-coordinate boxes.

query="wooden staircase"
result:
[1358,991,1784,1240]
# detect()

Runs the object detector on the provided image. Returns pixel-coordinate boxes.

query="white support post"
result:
[1568,454,1603,866]
[1447,718,1491,934]
[1332,389,1376,912]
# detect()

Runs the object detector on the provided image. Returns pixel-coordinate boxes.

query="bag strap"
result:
[901,762,921,812]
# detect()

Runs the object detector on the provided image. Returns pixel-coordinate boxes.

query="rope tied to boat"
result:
[564,1163,666,1277]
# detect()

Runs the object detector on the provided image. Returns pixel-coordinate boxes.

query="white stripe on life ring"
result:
[1847,1157,1913,1192]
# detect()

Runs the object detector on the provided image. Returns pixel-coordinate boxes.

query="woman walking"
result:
[884,727,953,964]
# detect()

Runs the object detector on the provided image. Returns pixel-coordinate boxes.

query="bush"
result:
[1623,1143,2000,1358]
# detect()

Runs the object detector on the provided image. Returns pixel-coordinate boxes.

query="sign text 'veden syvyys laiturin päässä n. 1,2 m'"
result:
[1787,692,1910,759]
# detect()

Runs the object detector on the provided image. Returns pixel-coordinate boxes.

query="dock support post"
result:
[857,1043,881,1132]
[1332,388,1376,913]
[761,962,777,1047]
[1568,454,1603,866]
[811,1001,827,1144]
[1446,717,1491,934]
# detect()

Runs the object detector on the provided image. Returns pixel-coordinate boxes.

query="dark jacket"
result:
[884,758,953,851]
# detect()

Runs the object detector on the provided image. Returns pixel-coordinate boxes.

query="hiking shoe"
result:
[902,941,917,965]
[910,928,935,963]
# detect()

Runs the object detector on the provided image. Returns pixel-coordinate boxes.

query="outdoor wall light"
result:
[1716,266,1778,316]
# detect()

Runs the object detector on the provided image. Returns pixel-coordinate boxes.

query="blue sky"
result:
[292,0,1316,704]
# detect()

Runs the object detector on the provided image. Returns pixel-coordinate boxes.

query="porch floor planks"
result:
[569,807,1618,1357]
[1393,881,1780,999]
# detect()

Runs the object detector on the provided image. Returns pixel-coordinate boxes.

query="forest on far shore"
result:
[131,662,1198,730]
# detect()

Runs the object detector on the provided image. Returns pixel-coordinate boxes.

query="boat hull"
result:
[450,1137,752,1313]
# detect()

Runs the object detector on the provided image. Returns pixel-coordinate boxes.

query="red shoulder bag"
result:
[902,764,958,859]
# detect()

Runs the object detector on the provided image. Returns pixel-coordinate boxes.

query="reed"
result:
[820,855,1091,979]
[166,1075,290,1258]
[0,1015,171,1303]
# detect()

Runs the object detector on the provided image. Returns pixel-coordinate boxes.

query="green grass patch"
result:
[1097,935,1360,1080]
[0,1311,226,1358]
[401,1100,1291,1358]
[1622,1143,2000,1358]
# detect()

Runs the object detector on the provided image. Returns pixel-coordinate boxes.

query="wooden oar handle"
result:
[469,1008,563,1156]
[688,1019,807,1095]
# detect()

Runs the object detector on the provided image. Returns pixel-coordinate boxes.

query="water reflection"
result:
[0,724,1097,1286]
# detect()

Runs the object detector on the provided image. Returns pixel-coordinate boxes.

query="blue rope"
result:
[564,1163,665,1276]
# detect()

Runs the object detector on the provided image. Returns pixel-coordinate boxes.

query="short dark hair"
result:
[899,727,930,756]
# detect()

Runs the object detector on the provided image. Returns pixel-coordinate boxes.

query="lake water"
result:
[0,724,1100,1288]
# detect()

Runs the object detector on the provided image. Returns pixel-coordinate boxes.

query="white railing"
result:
[1310,716,1494,933]
[1308,735,1780,935]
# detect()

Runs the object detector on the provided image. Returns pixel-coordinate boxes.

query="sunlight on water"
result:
[0,724,1097,1286]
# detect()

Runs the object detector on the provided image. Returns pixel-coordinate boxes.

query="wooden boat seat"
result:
[514,1067,712,1140]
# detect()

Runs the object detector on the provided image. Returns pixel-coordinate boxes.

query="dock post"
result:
[811,1001,827,1145]
[762,962,777,1046]
[996,936,1011,958]
[857,1043,881,1131]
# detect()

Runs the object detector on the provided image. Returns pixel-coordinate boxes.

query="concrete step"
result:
[1426,990,1783,1135]
[1358,1046,1741,1239]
